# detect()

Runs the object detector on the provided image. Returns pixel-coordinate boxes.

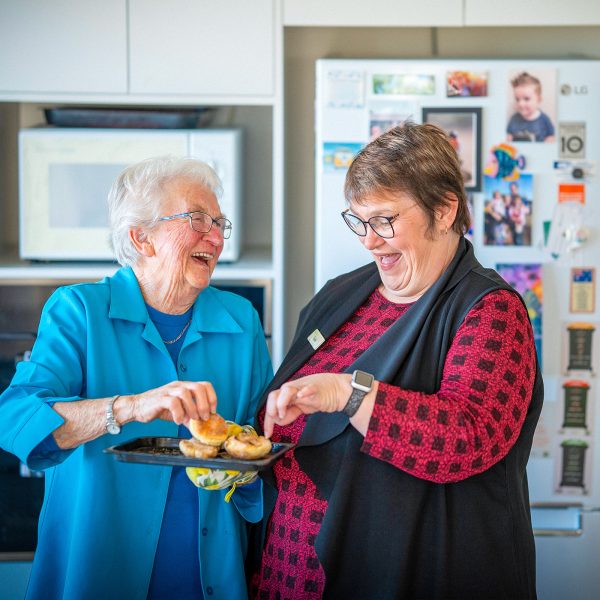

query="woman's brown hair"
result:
[344,122,471,237]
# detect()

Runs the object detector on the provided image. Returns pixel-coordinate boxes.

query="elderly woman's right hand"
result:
[51,381,217,450]
[129,380,217,426]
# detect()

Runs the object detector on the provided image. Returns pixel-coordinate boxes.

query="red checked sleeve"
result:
[361,289,537,483]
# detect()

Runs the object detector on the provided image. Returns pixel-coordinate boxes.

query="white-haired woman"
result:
[0,156,273,600]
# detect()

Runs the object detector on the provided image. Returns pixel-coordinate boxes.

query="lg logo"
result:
[561,84,589,95]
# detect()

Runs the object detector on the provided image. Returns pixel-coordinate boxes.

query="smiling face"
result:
[133,177,225,312]
[513,84,541,121]
[350,189,458,303]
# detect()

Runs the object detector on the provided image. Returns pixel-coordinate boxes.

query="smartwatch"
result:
[106,395,121,435]
[342,370,374,417]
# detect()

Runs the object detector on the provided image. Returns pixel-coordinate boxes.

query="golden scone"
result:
[224,433,272,460]
[189,413,228,447]
[179,438,219,459]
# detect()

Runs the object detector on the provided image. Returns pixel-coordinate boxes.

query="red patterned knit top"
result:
[251,287,536,600]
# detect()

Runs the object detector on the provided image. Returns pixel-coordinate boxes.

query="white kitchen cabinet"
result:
[0,0,127,95]
[284,0,600,28]
[464,0,600,26]
[283,0,463,27]
[0,0,285,364]
[0,0,275,101]
[129,0,275,97]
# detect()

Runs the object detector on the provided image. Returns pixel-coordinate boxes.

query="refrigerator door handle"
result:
[530,502,585,536]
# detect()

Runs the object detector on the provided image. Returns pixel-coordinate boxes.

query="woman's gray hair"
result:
[108,155,223,266]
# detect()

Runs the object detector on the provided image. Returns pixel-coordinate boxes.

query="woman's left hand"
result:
[263,373,351,438]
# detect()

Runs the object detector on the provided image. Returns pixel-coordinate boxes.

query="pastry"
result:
[189,413,228,447]
[223,432,272,460]
[179,438,219,459]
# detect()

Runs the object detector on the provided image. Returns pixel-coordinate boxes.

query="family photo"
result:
[483,174,534,246]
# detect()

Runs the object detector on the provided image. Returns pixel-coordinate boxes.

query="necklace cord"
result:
[162,319,192,345]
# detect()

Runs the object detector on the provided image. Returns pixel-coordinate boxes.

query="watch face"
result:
[353,370,374,390]
[107,423,121,435]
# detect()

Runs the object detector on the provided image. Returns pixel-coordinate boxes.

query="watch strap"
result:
[342,387,368,417]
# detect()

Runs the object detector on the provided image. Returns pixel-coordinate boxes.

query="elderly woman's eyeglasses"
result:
[341,209,399,239]
[158,211,232,239]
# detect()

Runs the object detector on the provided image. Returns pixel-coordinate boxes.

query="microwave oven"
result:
[19,128,243,261]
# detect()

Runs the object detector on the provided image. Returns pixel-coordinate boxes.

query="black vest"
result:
[252,238,543,599]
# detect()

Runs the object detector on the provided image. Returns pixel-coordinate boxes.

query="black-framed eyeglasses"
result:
[341,209,399,239]
[158,211,232,239]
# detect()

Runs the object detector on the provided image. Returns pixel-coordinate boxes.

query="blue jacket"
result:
[0,267,273,600]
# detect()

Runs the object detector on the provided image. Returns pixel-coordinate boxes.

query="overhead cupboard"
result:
[0,0,285,366]
[282,0,600,26]
[0,0,276,97]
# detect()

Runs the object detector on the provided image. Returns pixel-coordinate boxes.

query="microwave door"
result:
[49,163,125,229]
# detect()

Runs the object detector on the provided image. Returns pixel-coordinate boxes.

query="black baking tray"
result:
[44,107,214,129]
[104,437,294,471]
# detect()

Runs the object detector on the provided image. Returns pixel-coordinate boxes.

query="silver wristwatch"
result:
[106,395,121,435]
[342,370,374,417]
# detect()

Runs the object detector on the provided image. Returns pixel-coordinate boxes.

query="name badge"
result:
[307,329,326,350]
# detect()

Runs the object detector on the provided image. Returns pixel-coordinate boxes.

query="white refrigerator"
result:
[315,58,600,599]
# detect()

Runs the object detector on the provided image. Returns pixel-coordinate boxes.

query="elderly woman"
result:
[0,157,273,600]
[250,123,542,599]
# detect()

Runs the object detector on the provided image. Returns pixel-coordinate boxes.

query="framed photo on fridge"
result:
[422,107,482,192]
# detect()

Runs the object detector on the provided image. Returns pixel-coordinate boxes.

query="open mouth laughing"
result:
[191,251,214,265]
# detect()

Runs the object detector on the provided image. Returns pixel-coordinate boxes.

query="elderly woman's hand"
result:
[129,380,217,426]
[263,373,351,438]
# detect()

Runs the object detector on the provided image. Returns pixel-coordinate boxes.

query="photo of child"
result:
[506,70,556,143]
[484,174,533,246]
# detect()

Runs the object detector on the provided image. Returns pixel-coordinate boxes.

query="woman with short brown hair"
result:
[250,122,541,599]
